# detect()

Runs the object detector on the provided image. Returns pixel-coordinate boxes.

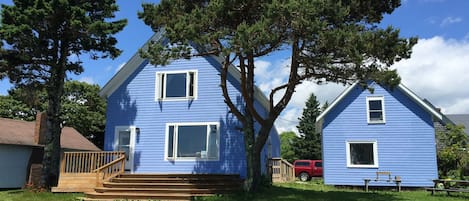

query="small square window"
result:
[346,141,378,168]
[156,70,197,101]
[366,97,385,124]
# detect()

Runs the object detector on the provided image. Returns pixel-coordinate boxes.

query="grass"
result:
[198,180,469,201]
[0,189,81,201]
[1,181,468,201]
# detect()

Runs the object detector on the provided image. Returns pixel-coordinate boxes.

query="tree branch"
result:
[220,55,245,122]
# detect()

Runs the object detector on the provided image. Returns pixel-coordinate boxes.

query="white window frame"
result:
[366,96,385,124]
[346,140,379,168]
[164,122,219,161]
[155,70,198,101]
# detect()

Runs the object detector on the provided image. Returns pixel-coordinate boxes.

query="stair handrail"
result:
[94,153,126,187]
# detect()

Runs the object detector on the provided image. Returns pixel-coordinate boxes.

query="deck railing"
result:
[57,151,126,191]
[270,157,295,183]
[94,154,126,187]
[60,151,125,174]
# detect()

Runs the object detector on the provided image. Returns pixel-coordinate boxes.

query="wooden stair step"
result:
[94,186,237,194]
[84,191,194,200]
[119,173,240,179]
[103,182,241,189]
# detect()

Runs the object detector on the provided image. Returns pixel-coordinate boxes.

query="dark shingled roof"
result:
[446,114,469,135]
[0,117,100,151]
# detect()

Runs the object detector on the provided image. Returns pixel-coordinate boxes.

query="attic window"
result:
[366,96,385,124]
[156,70,197,100]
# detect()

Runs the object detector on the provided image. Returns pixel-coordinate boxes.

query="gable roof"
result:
[317,82,443,122]
[99,32,270,110]
[0,117,100,151]
[446,114,469,135]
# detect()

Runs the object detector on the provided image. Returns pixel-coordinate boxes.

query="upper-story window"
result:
[156,70,197,100]
[366,96,385,124]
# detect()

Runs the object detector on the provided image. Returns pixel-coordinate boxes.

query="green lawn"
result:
[0,190,81,201]
[198,181,469,201]
[1,181,468,201]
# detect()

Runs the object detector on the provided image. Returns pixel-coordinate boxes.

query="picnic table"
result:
[364,171,401,192]
[426,179,469,195]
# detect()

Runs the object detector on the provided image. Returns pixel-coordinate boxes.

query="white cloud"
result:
[78,76,95,84]
[115,62,126,73]
[259,36,469,133]
[393,36,469,114]
[440,16,462,27]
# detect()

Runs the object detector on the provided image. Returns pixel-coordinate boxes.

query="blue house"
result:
[317,81,444,187]
[99,33,280,178]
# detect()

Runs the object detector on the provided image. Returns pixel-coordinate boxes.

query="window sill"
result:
[156,97,196,101]
[367,121,385,125]
[165,157,219,162]
[347,165,379,168]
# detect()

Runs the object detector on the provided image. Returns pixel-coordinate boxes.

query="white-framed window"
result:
[165,122,219,161]
[346,141,378,168]
[366,96,385,124]
[155,70,198,101]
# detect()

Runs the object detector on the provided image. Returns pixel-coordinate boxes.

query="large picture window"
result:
[156,70,197,100]
[166,123,219,160]
[366,96,385,124]
[346,141,378,168]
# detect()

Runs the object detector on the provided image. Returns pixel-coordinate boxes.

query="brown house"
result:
[0,113,99,188]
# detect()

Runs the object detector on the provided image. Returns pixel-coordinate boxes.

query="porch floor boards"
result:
[81,173,243,201]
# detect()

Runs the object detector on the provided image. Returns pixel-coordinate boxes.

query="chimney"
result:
[34,112,47,145]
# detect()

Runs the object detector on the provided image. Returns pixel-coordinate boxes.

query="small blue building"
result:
[99,33,280,178]
[317,82,444,187]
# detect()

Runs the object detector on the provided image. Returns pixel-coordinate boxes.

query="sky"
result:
[0,0,468,134]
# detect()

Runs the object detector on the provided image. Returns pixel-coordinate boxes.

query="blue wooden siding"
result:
[322,83,438,187]
[104,56,279,178]
[0,145,31,188]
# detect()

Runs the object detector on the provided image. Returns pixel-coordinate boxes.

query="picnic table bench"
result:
[426,179,469,195]
[364,171,401,192]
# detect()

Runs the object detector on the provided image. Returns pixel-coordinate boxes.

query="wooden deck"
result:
[52,151,293,200]
[52,151,125,192]
[270,158,295,183]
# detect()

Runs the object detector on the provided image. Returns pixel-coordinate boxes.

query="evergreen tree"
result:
[138,0,416,191]
[294,93,322,159]
[0,0,126,188]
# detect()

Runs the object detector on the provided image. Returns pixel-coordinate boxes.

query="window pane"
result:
[315,162,322,167]
[369,100,382,110]
[350,143,374,165]
[118,130,130,145]
[118,145,130,161]
[369,111,383,121]
[166,73,187,98]
[167,126,174,158]
[177,125,207,157]
[207,125,218,158]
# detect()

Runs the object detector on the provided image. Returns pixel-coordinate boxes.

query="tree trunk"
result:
[243,115,261,192]
[40,66,65,189]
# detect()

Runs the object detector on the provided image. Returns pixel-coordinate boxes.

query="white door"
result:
[115,126,135,171]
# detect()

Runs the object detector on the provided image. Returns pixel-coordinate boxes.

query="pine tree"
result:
[294,93,322,159]
[0,0,126,188]
[138,0,416,191]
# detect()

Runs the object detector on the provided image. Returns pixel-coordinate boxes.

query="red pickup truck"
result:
[293,160,323,181]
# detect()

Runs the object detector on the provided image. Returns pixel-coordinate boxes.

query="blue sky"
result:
[1,0,469,133]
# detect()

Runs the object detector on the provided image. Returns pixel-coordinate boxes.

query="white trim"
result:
[155,70,198,101]
[366,96,386,124]
[317,82,444,122]
[317,83,358,121]
[100,33,164,98]
[99,32,271,113]
[164,122,220,161]
[114,126,136,172]
[346,140,378,168]
[397,84,443,120]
